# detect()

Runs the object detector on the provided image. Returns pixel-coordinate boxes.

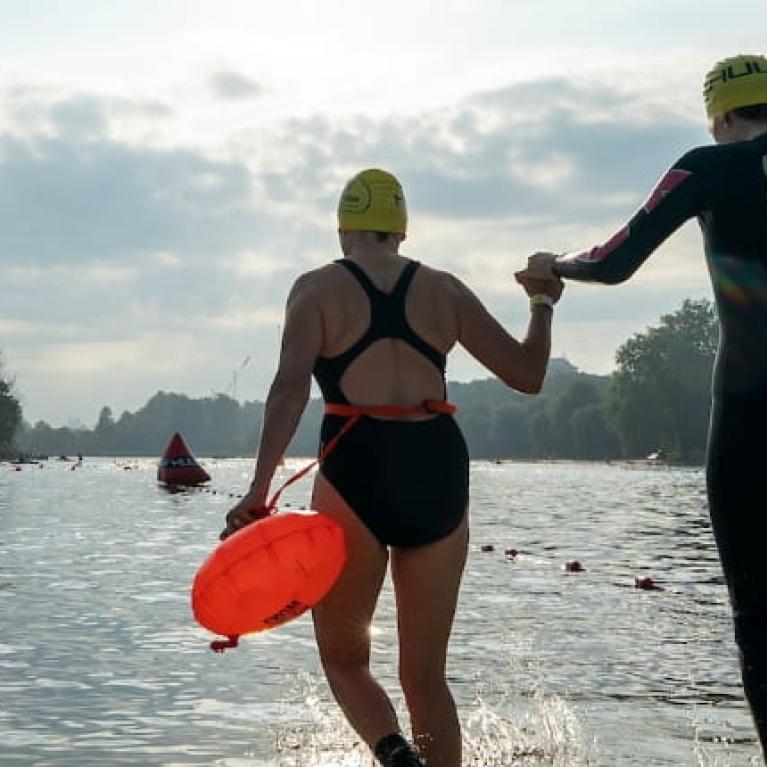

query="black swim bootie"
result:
[374,732,425,766]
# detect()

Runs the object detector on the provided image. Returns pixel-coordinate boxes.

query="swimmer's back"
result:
[306,256,458,408]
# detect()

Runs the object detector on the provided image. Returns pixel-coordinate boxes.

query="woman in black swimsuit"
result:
[222,168,563,766]
[519,54,767,760]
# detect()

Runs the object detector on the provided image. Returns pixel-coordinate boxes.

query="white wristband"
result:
[530,293,555,310]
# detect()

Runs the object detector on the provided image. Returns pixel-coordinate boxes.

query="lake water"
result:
[0,458,761,766]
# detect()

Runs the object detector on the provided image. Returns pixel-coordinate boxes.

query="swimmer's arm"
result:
[553,155,705,284]
[451,276,554,395]
[248,276,323,506]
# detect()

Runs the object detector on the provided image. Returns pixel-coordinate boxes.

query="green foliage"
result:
[451,367,622,460]
[0,354,22,459]
[19,392,265,458]
[607,299,717,462]
[16,367,623,460]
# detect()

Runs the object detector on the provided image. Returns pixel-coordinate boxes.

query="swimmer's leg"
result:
[391,513,469,767]
[707,395,767,759]
[311,472,403,755]
[709,496,767,757]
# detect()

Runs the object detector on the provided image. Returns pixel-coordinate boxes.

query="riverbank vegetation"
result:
[15,299,717,463]
[0,354,22,459]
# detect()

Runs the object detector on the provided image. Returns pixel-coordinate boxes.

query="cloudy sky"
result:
[1,1,762,426]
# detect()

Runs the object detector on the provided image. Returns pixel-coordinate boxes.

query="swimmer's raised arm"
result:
[449,273,563,395]
[521,150,707,285]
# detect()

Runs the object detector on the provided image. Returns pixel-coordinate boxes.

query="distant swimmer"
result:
[222,169,563,765]
[518,54,767,759]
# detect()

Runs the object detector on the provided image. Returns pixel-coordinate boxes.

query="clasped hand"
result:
[515,251,563,302]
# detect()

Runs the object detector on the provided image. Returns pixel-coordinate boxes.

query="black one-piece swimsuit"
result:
[313,258,469,548]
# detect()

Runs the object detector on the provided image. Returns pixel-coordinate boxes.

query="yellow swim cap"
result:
[704,55,767,118]
[337,168,407,234]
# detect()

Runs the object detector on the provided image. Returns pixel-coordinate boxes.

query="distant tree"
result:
[551,378,602,457]
[490,403,531,459]
[15,340,699,463]
[570,404,621,459]
[0,355,22,459]
[456,404,495,459]
[93,406,116,453]
[608,299,717,462]
[20,420,83,457]
[530,410,556,458]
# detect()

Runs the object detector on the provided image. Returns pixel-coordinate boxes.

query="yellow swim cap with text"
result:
[704,55,767,118]
[337,168,407,233]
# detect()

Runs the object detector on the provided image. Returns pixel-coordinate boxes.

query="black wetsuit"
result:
[554,131,767,752]
[313,258,469,548]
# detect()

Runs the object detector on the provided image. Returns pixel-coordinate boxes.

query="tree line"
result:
[11,299,717,464]
[0,353,22,460]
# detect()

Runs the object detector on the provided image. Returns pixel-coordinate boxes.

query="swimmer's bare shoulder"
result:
[412,263,486,337]
[402,262,464,343]
[286,264,340,303]
[418,265,545,392]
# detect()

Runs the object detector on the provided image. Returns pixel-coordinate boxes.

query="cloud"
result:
[0,133,272,264]
[1,88,173,138]
[209,70,264,101]
[0,74,716,423]
[0,76,707,268]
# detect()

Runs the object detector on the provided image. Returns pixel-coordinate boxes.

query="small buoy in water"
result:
[635,576,663,591]
[13,466,21,472]
[565,560,586,573]
[481,544,495,553]
[505,548,519,559]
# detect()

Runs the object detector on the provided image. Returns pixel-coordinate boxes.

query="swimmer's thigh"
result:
[311,471,389,662]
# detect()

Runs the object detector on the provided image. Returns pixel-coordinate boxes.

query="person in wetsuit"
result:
[518,54,767,759]
[222,168,563,766]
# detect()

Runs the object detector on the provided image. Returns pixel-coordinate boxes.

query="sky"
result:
[0,0,763,426]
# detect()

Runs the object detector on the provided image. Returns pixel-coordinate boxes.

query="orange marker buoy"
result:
[192,510,346,650]
[158,432,210,486]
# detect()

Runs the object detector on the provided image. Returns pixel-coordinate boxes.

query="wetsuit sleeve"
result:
[553,150,706,284]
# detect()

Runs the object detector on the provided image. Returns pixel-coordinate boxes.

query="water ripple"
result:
[0,458,759,765]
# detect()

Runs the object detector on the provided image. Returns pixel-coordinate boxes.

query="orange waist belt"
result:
[324,399,456,419]
[265,399,457,510]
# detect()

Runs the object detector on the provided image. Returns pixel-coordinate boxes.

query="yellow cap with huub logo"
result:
[337,168,407,234]
[704,54,767,118]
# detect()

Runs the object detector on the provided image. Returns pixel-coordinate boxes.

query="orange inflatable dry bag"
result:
[192,510,346,650]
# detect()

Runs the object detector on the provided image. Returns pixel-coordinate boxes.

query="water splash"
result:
[270,676,375,767]
[260,675,588,766]
[693,730,762,767]
[463,689,590,766]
